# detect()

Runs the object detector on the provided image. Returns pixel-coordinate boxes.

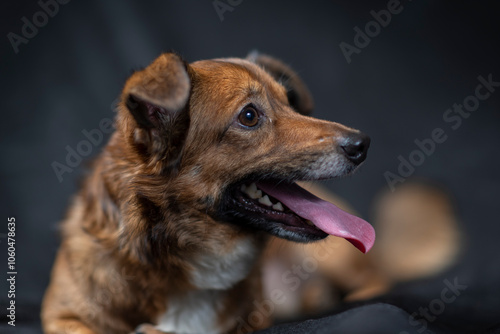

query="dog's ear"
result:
[247,51,314,115]
[120,53,191,171]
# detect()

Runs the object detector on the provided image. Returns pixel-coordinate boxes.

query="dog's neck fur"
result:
[67,137,266,332]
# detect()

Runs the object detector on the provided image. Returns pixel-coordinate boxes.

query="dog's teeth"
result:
[245,183,257,198]
[247,183,257,193]
[272,202,284,212]
[249,190,262,199]
[243,182,264,199]
[258,195,272,206]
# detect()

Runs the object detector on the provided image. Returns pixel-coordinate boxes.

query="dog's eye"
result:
[238,107,260,127]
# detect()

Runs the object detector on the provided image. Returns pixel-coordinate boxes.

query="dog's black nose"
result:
[340,132,370,164]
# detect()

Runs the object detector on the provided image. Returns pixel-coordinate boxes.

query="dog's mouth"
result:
[223,179,375,253]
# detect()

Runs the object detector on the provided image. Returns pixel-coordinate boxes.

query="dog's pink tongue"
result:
[257,182,375,253]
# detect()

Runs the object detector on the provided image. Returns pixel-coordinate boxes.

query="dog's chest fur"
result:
[156,237,258,333]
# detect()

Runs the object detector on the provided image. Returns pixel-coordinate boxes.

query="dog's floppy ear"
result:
[120,53,191,171]
[247,51,314,115]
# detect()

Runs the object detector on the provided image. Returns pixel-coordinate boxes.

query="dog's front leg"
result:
[133,324,175,334]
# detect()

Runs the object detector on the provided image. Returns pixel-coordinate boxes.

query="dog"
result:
[42,52,375,334]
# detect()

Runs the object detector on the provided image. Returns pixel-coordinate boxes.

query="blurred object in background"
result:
[262,179,462,320]
[370,180,461,282]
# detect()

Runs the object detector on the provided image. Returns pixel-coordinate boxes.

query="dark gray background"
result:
[1,0,499,333]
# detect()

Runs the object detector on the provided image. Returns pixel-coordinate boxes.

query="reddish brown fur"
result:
[42,53,362,334]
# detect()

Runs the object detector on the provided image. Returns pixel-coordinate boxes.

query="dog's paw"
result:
[133,323,174,334]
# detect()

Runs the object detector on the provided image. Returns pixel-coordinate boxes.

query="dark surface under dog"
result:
[1,1,500,333]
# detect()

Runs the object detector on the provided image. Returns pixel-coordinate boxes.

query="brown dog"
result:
[42,52,375,334]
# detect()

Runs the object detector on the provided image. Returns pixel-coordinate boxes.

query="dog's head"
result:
[114,52,374,256]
